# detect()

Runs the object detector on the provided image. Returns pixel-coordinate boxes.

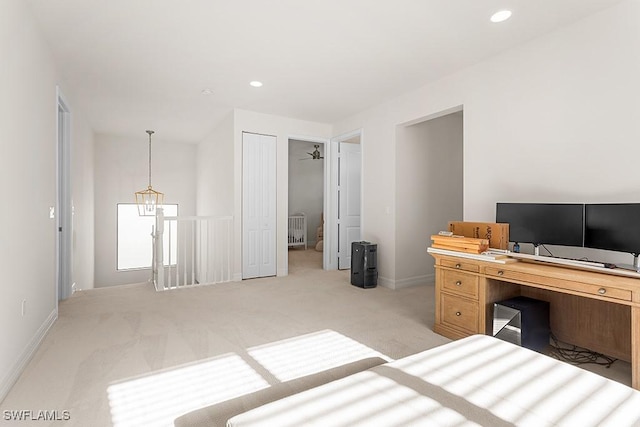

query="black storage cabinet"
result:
[493,296,550,352]
[351,241,378,288]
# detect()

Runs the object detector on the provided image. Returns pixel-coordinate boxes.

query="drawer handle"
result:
[598,288,607,295]
[497,270,504,276]
[455,264,461,269]
[455,280,462,286]
[455,311,462,316]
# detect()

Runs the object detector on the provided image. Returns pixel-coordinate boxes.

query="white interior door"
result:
[338,142,361,269]
[242,132,277,279]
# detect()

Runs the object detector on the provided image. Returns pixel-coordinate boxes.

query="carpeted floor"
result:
[1,248,632,426]
[0,249,448,426]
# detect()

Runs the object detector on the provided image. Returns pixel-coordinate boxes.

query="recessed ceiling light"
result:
[249,81,263,88]
[201,88,214,95]
[490,10,512,23]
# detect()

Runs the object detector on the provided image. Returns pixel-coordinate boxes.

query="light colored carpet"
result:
[1,248,631,426]
[0,249,449,426]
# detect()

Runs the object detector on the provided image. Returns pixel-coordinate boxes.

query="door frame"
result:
[56,87,73,301]
[327,129,363,271]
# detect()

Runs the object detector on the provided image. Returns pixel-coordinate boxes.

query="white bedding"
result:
[227,335,640,426]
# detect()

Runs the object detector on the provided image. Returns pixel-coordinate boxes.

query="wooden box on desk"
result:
[448,221,509,250]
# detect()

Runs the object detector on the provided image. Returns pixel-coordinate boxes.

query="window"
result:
[117,204,178,270]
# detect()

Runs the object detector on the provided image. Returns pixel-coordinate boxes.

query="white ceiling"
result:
[26,0,625,143]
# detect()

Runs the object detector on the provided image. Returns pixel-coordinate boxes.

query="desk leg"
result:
[633,306,640,390]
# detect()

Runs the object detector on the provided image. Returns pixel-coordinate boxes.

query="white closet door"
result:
[338,142,362,269]
[243,132,277,279]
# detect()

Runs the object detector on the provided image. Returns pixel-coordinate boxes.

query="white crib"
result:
[288,213,307,249]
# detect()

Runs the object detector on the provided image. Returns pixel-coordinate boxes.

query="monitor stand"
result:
[533,244,540,257]
[617,253,640,272]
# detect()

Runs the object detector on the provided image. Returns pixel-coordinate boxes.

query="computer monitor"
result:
[496,203,584,248]
[584,203,640,256]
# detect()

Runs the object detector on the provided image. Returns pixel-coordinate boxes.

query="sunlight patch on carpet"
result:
[247,329,391,382]
[107,353,269,427]
[107,330,391,426]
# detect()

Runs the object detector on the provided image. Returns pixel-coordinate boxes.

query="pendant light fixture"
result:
[135,130,164,216]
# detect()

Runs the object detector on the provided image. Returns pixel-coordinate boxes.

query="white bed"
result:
[227,335,640,426]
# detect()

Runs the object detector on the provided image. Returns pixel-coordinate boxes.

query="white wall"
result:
[234,109,332,277]
[395,112,463,288]
[332,0,640,284]
[94,134,197,287]
[197,111,234,217]
[0,0,94,402]
[288,140,324,245]
[69,91,96,292]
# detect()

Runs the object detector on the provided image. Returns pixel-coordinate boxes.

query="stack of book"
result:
[431,235,489,254]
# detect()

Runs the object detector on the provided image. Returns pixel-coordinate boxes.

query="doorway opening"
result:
[287,138,326,274]
[394,107,463,288]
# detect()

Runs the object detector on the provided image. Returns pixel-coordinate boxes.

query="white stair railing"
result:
[153,208,233,291]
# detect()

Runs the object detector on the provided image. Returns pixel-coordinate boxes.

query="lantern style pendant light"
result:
[135,130,164,216]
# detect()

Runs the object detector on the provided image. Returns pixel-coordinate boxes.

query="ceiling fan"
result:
[300,144,324,160]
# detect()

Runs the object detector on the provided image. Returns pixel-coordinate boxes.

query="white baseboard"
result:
[235,269,289,280]
[378,276,395,289]
[377,274,435,290]
[393,274,435,289]
[0,308,57,402]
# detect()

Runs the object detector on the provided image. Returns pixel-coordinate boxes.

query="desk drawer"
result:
[484,266,632,302]
[440,259,480,273]
[442,270,478,299]
[440,293,478,334]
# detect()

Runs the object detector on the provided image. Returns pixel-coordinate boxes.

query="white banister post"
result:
[150,224,155,285]
[155,207,165,290]
[227,217,232,282]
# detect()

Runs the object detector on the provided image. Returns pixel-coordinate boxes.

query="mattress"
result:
[227,335,640,426]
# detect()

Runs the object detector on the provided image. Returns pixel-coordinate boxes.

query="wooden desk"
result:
[430,251,640,390]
